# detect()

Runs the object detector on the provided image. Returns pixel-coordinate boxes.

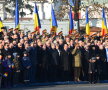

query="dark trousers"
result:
[74,67,81,81]
[62,71,70,81]
[30,66,37,83]
[88,72,96,84]
[23,69,30,83]
[13,71,20,85]
[0,76,2,88]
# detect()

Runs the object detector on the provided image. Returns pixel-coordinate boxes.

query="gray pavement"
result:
[2,84,108,90]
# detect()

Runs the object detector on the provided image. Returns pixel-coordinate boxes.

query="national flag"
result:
[50,6,58,34]
[101,8,107,36]
[15,0,20,29]
[3,72,8,77]
[86,8,90,35]
[34,3,41,33]
[0,17,4,32]
[69,7,74,34]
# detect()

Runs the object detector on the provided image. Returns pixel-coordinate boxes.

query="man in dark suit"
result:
[52,44,62,81]
[0,54,3,88]
[29,43,37,83]
[61,44,71,81]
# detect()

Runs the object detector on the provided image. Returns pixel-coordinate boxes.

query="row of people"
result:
[0,30,108,88]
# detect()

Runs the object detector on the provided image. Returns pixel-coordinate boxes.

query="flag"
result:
[101,8,107,36]
[3,72,8,77]
[69,7,74,34]
[51,6,58,34]
[15,0,20,29]
[86,8,90,35]
[0,17,3,32]
[34,3,41,33]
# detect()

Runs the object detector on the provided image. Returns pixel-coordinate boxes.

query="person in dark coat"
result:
[39,44,48,82]
[79,40,87,81]
[12,53,22,86]
[94,33,101,41]
[3,44,10,57]
[88,45,99,84]
[0,54,3,88]
[52,44,62,81]
[17,43,25,58]
[61,44,71,81]
[58,39,64,51]
[2,54,14,88]
[97,45,106,81]
[21,51,31,84]
[104,44,108,80]
[83,45,90,81]
[0,44,4,56]
[49,43,58,82]
[15,43,25,83]
[45,42,54,82]
[12,40,18,53]
[29,43,37,83]
[36,41,43,82]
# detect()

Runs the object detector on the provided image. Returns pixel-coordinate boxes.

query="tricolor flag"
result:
[69,7,74,34]
[86,8,90,35]
[101,8,107,36]
[3,72,8,77]
[50,6,58,34]
[0,17,3,32]
[34,3,41,33]
[15,0,20,29]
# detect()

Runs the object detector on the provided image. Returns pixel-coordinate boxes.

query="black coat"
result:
[45,47,53,66]
[0,60,3,76]
[12,45,19,53]
[52,49,61,66]
[61,50,70,71]
[3,48,12,57]
[37,46,43,65]
[98,48,106,62]
[29,47,37,67]
[0,49,4,56]
[89,45,99,59]
[22,56,31,69]
[41,49,48,68]
[17,47,25,58]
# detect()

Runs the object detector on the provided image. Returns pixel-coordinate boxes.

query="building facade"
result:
[0,0,6,20]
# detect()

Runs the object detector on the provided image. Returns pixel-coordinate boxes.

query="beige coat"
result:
[72,48,82,67]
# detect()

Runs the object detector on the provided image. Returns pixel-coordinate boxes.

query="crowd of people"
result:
[0,28,108,88]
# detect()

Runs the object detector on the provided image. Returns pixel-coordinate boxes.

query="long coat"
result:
[61,50,71,71]
[0,59,3,76]
[52,49,61,66]
[72,48,82,68]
